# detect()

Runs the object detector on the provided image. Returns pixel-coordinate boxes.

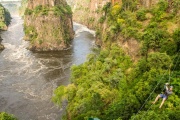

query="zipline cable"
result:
[132,50,180,120]
[140,52,180,119]
[132,71,168,120]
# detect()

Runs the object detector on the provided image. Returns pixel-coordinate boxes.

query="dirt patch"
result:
[118,37,140,62]
[167,22,178,34]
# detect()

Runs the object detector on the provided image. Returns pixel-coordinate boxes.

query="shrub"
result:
[172,0,180,14]
[151,0,168,22]
[157,0,168,11]
[41,7,49,15]
[122,27,138,39]
[99,16,106,23]
[102,2,111,14]
[0,112,17,120]
[136,8,147,21]
[65,5,72,15]
[122,0,138,11]
[24,8,33,15]
[173,28,180,51]
[111,4,121,17]
[34,5,43,14]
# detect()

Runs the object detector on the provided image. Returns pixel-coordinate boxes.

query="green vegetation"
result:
[0,3,11,30]
[4,8,11,26]
[136,8,147,21]
[53,4,72,16]
[24,25,38,43]
[53,0,180,119]
[24,2,73,50]
[24,4,72,16]
[0,112,17,120]
[24,8,33,15]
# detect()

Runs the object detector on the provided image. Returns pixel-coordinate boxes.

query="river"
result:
[0,14,95,119]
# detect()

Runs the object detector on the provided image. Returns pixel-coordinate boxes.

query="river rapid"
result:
[0,14,95,119]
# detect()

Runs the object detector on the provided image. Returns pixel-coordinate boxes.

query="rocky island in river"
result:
[24,0,74,51]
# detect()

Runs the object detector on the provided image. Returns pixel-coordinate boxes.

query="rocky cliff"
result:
[69,0,179,60]
[0,4,11,30]
[68,0,164,29]
[67,0,111,29]
[24,0,74,51]
[0,3,11,50]
[0,37,4,50]
[53,1,180,120]
[19,0,28,16]
[68,0,162,27]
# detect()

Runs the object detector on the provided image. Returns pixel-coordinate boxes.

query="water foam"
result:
[74,22,95,36]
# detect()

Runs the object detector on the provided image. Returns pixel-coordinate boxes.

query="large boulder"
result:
[0,43,4,50]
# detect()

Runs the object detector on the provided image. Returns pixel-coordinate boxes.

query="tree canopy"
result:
[53,0,180,119]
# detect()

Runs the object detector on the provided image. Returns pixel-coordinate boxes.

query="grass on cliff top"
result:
[24,4,72,16]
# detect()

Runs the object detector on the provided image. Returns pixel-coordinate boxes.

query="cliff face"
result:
[70,0,179,60]
[53,1,180,119]
[0,4,11,30]
[24,0,74,51]
[19,0,28,16]
[68,0,159,29]
[0,37,4,50]
[67,0,111,29]
[0,3,11,50]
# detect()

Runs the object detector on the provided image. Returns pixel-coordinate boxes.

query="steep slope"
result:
[0,3,11,50]
[24,0,74,51]
[0,4,11,30]
[19,0,28,16]
[67,0,166,60]
[67,0,110,29]
[53,0,180,120]
[67,0,158,29]
[0,36,4,50]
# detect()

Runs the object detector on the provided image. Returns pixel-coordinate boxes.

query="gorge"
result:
[0,0,95,119]
[54,0,180,120]
[0,0,180,120]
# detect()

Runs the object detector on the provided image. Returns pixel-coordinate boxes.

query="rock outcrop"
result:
[0,36,4,50]
[67,0,160,29]
[0,43,4,50]
[67,0,109,29]
[67,0,122,29]
[68,0,177,61]
[0,3,11,50]
[0,4,11,30]
[24,0,74,51]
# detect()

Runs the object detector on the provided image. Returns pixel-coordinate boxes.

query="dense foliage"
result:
[53,0,180,119]
[0,112,17,120]
[24,4,72,16]
[0,4,11,30]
